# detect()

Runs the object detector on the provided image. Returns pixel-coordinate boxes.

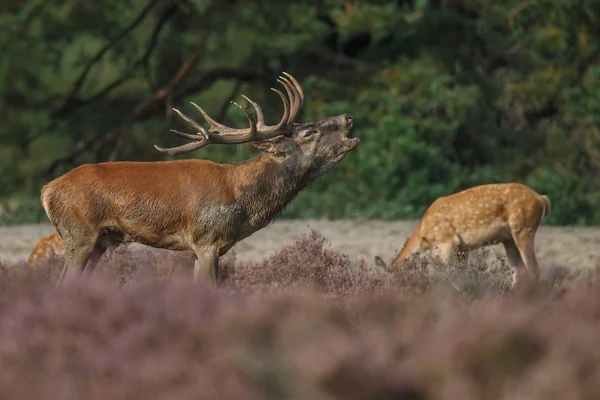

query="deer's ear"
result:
[252,135,287,154]
[374,256,388,271]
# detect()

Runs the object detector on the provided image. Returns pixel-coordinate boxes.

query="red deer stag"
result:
[41,72,359,285]
[374,183,551,292]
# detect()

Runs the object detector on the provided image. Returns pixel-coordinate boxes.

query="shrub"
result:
[0,230,594,399]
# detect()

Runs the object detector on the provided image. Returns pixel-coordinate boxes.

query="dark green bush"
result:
[2,0,599,224]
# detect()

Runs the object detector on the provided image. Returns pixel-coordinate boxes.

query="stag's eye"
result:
[302,129,318,138]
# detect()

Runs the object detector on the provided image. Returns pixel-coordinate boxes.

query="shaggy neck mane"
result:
[231,152,312,226]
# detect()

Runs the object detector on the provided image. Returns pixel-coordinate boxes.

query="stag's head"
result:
[154,72,359,178]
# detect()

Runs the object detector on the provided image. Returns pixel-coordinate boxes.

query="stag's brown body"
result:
[41,73,359,285]
[28,232,65,263]
[375,183,551,292]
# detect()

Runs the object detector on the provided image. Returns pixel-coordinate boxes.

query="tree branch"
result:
[216,80,244,156]
[43,63,272,178]
[77,2,179,109]
[106,52,202,161]
[119,68,271,126]
[44,53,200,178]
[52,0,162,119]
[177,69,273,101]
[217,80,243,122]
[26,1,180,149]
[1,2,49,52]
[130,53,200,121]
[143,2,179,91]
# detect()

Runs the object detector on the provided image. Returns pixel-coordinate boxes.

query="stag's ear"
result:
[252,135,288,154]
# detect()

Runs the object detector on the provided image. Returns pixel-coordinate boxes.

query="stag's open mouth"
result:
[343,116,359,149]
[341,135,360,151]
[345,137,360,150]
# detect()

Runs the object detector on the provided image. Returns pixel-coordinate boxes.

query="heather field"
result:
[3,220,600,270]
[0,222,597,398]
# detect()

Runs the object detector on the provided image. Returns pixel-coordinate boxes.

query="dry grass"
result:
[0,230,596,399]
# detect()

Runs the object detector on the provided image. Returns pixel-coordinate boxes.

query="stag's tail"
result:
[539,194,551,219]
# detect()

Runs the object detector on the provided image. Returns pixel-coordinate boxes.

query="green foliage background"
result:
[1,0,599,225]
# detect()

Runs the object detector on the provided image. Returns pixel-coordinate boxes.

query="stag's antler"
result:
[154,72,305,156]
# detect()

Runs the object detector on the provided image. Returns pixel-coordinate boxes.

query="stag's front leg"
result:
[192,246,219,284]
[56,233,97,287]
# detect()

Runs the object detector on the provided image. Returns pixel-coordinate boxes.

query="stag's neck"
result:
[229,153,310,230]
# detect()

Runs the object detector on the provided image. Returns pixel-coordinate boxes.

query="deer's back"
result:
[418,183,543,248]
[28,232,64,263]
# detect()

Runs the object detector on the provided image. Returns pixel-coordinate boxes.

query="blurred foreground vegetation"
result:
[1,0,600,225]
[0,230,596,398]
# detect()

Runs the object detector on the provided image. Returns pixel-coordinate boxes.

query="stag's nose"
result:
[345,115,353,129]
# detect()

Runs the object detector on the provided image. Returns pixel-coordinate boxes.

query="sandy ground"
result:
[1,220,599,272]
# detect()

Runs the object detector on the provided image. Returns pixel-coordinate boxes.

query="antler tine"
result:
[281,72,304,116]
[240,95,265,127]
[200,100,283,143]
[170,129,207,141]
[155,72,302,155]
[235,100,257,130]
[212,100,258,140]
[154,101,259,156]
[190,100,273,138]
[171,107,207,133]
[278,76,301,124]
[269,87,290,131]
[153,108,210,155]
[154,140,208,156]
[189,102,233,133]
[277,78,296,123]
[227,89,291,134]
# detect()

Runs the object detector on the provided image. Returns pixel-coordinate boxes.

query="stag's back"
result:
[41,160,235,231]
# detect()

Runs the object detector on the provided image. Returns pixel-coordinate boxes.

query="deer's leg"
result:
[434,241,458,265]
[192,246,219,284]
[432,230,462,265]
[455,250,469,268]
[502,239,526,290]
[56,233,97,287]
[512,232,540,288]
[81,243,108,279]
[506,205,544,294]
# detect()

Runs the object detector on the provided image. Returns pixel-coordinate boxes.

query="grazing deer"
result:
[28,232,65,263]
[41,72,359,285]
[374,183,551,292]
